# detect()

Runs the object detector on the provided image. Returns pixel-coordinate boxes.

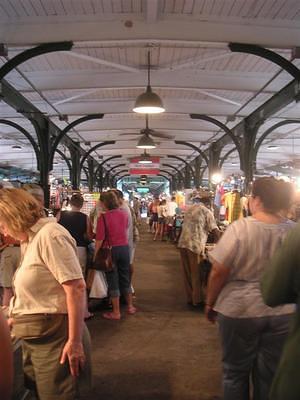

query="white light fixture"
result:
[136,134,156,149]
[231,162,238,166]
[267,145,280,150]
[3,177,9,181]
[211,172,223,184]
[11,145,22,149]
[133,51,165,114]
[138,150,153,164]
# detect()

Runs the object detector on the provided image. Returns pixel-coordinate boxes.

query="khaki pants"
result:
[20,315,91,400]
[179,248,205,305]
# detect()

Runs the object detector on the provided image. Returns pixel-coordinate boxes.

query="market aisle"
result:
[84,224,222,400]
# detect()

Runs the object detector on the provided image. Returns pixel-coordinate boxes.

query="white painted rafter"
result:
[62,51,140,73]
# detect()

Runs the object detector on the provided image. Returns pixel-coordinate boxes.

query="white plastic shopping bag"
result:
[89,271,108,299]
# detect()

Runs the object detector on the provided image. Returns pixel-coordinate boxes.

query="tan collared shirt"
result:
[10,218,83,316]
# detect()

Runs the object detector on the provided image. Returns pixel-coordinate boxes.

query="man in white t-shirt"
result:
[167,196,177,219]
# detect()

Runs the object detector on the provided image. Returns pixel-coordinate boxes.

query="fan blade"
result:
[122,139,161,145]
[119,132,140,136]
[150,131,175,139]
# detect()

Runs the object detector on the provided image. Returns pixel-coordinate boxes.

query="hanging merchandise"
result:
[81,193,100,216]
[224,189,242,223]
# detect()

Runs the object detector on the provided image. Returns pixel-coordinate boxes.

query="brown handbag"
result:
[93,214,113,272]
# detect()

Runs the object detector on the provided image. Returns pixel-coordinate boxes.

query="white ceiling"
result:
[1,0,300,181]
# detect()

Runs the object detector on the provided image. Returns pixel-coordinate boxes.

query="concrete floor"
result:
[84,226,222,400]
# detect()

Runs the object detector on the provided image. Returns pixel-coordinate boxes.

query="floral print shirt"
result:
[178,204,217,255]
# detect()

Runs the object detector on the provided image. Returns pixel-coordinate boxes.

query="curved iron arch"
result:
[190,114,242,157]
[254,120,300,161]
[0,119,40,169]
[162,163,184,182]
[229,43,300,80]
[95,155,122,177]
[111,169,129,181]
[79,141,115,170]
[82,167,89,180]
[49,114,105,167]
[158,174,171,181]
[116,174,130,182]
[54,148,72,175]
[160,169,174,177]
[104,164,127,182]
[174,140,209,166]
[219,147,239,168]
[167,155,195,179]
[0,42,73,81]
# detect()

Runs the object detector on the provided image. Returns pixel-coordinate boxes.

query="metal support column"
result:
[208,143,222,187]
[241,121,261,191]
[194,156,202,188]
[97,166,104,191]
[87,159,95,192]
[34,119,51,207]
[69,144,81,190]
[184,166,191,189]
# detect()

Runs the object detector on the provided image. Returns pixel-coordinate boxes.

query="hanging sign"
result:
[129,157,160,175]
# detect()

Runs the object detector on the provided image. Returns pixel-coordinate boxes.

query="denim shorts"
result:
[106,245,131,297]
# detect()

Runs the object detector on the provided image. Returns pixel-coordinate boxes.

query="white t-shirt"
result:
[209,217,295,318]
[167,201,177,217]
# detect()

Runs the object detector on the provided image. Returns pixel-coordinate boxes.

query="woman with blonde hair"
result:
[0,188,91,400]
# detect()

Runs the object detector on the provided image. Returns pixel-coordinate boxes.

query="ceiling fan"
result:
[119,114,175,140]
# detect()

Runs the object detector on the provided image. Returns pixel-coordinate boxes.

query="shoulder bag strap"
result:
[102,214,111,248]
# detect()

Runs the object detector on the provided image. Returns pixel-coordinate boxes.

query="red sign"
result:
[129,157,160,175]
[130,168,160,175]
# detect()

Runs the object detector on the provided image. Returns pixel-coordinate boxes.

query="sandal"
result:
[127,307,137,315]
[102,312,121,320]
[84,312,94,321]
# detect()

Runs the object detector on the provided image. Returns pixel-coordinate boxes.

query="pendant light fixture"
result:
[133,51,165,114]
[136,114,157,149]
[136,133,156,149]
[138,150,153,164]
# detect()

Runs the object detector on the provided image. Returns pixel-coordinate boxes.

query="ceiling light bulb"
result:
[211,173,223,185]
[267,145,280,150]
[136,134,156,149]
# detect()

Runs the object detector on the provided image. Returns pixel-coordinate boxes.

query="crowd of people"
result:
[0,177,300,400]
[148,195,180,242]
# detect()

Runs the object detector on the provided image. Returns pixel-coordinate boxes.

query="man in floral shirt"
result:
[178,195,219,307]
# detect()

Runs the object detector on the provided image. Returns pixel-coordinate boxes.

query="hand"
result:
[60,340,85,377]
[7,318,14,330]
[205,305,218,324]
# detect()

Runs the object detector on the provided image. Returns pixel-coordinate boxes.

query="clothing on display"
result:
[223,190,242,223]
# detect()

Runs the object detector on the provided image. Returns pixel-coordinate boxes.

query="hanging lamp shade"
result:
[136,134,156,149]
[138,150,153,164]
[133,51,165,114]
